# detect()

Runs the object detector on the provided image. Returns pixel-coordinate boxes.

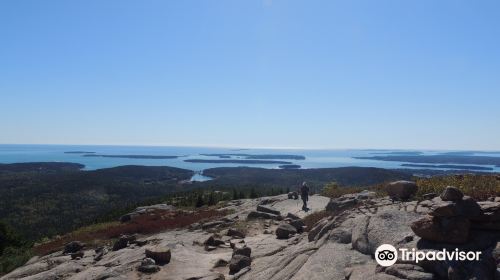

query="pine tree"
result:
[208,192,216,206]
[250,188,258,198]
[195,194,204,208]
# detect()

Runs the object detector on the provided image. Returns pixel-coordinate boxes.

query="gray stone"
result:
[326,197,358,212]
[257,205,281,216]
[247,211,281,220]
[411,215,470,244]
[233,246,251,258]
[275,223,297,239]
[289,219,306,232]
[64,241,85,254]
[440,186,464,201]
[145,247,171,264]
[430,197,481,218]
[386,180,418,200]
[227,228,246,238]
[229,255,251,275]
[286,212,300,220]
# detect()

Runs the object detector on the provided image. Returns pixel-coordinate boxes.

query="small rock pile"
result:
[411,186,500,244]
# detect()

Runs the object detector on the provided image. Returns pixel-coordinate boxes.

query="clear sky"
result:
[1,0,499,150]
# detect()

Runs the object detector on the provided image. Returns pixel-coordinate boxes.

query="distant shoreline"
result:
[83,154,180,159]
[401,163,493,171]
[184,159,293,164]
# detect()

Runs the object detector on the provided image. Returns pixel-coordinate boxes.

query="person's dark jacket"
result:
[300,185,309,201]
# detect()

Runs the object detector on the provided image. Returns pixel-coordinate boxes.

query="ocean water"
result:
[0,144,499,173]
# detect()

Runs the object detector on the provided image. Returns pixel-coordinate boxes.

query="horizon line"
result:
[0,143,499,152]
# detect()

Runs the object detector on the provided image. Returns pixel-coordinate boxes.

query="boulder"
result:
[204,235,225,247]
[474,201,500,222]
[386,181,417,200]
[440,186,464,201]
[94,246,108,262]
[145,247,171,265]
[289,219,306,232]
[201,221,224,230]
[288,192,299,199]
[247,211,281,220]
[356,190,377,200]
[229,255,251,275]
[112,235,134,251]
[138,258,160,273]
[326,197,358,212]
[232,246,251,258]
[70,251,84,260]
[63,241,85,254]
[227,228,246,238]
[351,209,420,255]
[411,215,470,244]
[286,212,300,220]
[275,223,297,239]
[256,205,281,216]
[430,197,481,218]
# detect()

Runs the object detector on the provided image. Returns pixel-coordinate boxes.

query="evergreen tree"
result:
[207,192,216,206]
[250,188,258,198]
[195,194,204,208]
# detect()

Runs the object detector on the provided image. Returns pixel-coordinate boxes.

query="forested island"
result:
[185,159,293,164]
[200,153,306,160]
[355,154,500,166]
[279,164,301,169]
[83,154,180,159]
[401,164,493,171]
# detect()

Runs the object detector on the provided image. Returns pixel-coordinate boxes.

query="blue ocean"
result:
[1,145,500,174]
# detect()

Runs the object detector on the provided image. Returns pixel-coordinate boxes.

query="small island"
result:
[83,154,180,159]
[354,155,500,166]
[184,159,293,164]
[200,153,306,160]
[279,164,301,169]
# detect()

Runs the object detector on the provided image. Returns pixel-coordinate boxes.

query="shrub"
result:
[302,210,330,231]
[415,174,499,200]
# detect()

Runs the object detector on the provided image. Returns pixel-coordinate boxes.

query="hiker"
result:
[300,181,310,211]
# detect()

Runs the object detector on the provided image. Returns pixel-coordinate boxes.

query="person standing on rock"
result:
[300,182,310,211]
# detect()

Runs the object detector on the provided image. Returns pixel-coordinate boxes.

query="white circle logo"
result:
[375,244,398,267]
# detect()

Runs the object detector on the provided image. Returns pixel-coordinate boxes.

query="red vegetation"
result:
[34,209,226,256]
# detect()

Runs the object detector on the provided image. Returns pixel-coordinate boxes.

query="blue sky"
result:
[1,0,499,149]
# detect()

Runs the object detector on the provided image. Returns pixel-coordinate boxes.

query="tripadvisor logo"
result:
[375,244,482,267]
[375,244,398,267]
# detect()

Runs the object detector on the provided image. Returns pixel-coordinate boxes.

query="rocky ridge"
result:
[2,184,499,280]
